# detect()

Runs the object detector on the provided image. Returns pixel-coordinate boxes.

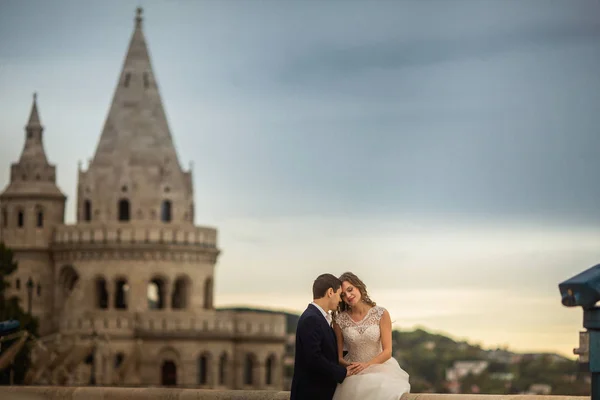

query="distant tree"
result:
[487,361,509,373]
[0,242,38,384]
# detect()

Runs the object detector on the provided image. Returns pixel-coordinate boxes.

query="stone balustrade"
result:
[0,387,588,400]
[135,313,235,339]
[55,311,286,341]
[52,223,218,248]
[228,311,287,338]
[59,313,137,336]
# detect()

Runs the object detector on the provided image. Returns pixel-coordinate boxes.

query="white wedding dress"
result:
[333,306,411,400]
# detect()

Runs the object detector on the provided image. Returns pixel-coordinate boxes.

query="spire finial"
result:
[135,7,143,27]
[27,91,41,127]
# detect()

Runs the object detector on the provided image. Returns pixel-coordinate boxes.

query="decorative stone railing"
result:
[0,387,588,399]
[59,313,138,336]
[52,223,218,248]
[134,313,234,339]
[56,311,286,341]
[135,311,286,341]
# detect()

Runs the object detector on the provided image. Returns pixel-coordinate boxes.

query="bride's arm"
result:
[366,309,393,366]
[348,309,394,375]
[333,320,351,367]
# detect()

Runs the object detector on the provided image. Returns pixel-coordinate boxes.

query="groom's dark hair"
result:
[313,273,342,299]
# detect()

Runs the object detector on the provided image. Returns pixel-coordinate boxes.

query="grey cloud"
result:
[278,22,600,85]
[3,0,600,229]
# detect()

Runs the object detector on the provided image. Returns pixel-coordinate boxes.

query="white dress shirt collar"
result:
[310,302,332,325]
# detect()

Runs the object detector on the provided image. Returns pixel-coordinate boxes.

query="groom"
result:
[290,273,352,400]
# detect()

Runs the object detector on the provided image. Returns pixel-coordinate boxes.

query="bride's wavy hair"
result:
[337,272,376,313]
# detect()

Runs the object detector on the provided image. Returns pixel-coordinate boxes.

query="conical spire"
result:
[20,92,48,164]
[78,8,193,226]
[90,7,182,170]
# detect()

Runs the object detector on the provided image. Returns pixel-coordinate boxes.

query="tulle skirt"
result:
[333,358,411,400]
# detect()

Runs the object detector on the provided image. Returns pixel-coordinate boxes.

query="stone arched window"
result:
[84,200,92,222]
[218,352,228,386]
[172,276,191,310]
[244,353,256,386]
[114,278,129,309]
[148,277,166,310]
[35,206,44,228]
[161,360,177,386]
[118,199,130,221]
[85,352,96,385]
[95,277,108,309]
[17,209,24,228]
[115,352,125,370]
[203,277,213,310]
[161,200,172,222]
[59,265,79,294]
[265,354,277,386]
[197,352,211,385]
[158,347,180,386]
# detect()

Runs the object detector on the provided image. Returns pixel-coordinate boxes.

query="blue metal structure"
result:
[0,320,20,355]
[559,263,600,399]
[0,320,19,336]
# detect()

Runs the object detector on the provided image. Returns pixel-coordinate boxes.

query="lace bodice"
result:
[334,306,386,363]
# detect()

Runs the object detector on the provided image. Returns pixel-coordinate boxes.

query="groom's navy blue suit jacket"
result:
[290,304,347,400]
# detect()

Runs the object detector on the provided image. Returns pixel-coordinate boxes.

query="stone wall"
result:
[0,196,65,249]
[0,387,589,400]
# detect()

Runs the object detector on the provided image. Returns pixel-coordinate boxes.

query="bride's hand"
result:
[348,362,369,374]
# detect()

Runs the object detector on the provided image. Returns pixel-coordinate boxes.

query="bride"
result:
[332,272,411,400]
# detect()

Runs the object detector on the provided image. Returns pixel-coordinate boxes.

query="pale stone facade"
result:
[0,8,286,389]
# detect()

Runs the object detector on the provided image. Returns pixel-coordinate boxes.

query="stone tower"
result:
[77,7,193,227]
[0,93,66,335]
[2,8,286,389]
[55,6,217,323]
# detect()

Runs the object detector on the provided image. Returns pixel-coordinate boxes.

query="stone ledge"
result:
[0,387,588,400]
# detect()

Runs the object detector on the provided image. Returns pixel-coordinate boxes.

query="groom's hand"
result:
[345,365,355,376]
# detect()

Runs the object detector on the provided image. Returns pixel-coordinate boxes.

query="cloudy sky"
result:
[2,0,600,356]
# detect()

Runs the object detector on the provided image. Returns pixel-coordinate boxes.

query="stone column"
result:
[106,281,114,310]
[92,344,101,385]
[234,355,243,389]
[163,281,172,309]
[105,347,114,385]
[256,360,266,389]
[276,356,284,389]
[211,355,219,388]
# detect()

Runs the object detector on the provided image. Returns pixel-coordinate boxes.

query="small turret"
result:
[0,93,66,335]
[0,93,66,245]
